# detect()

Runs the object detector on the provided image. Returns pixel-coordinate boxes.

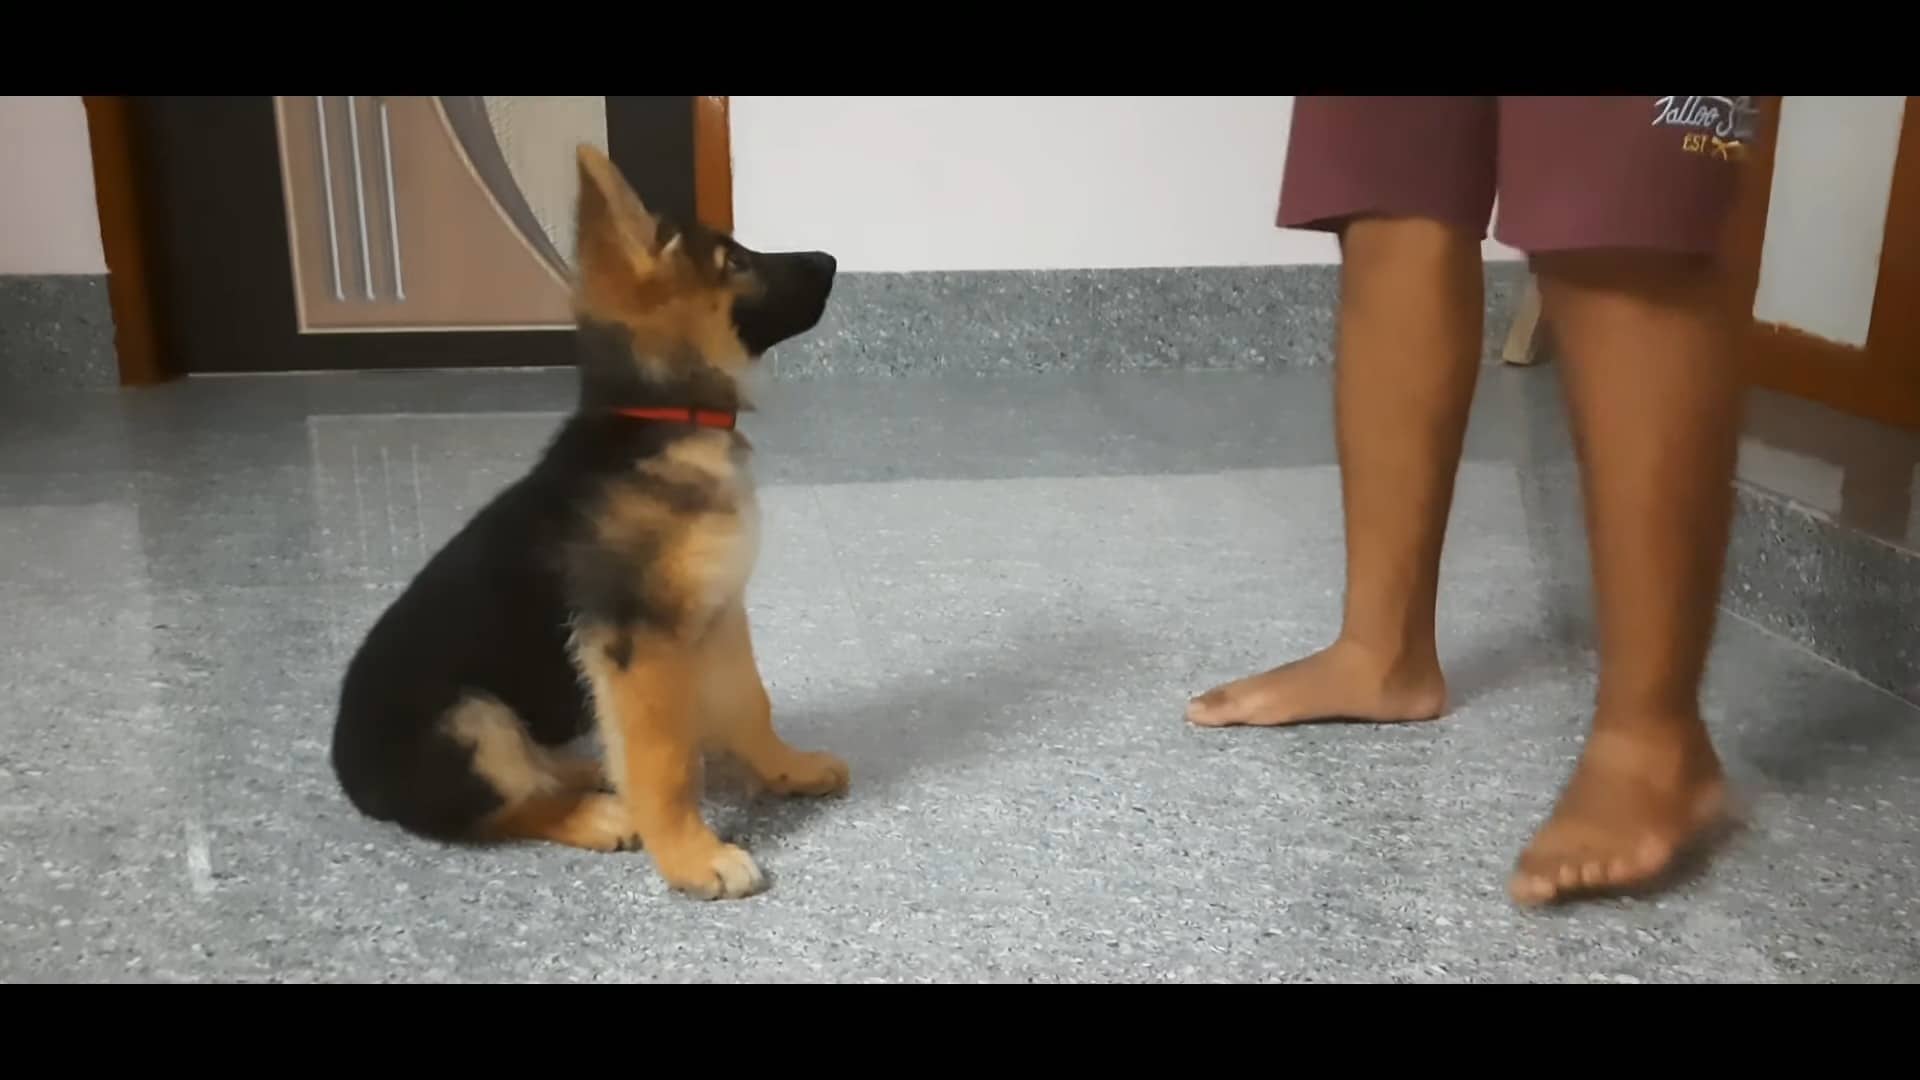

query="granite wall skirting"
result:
[4,263,1532,390]
[765,262,1531,378]
[0,274,118,394]
[1723,484,1920,708]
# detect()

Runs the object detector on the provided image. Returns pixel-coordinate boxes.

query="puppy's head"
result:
[571,143,836,396]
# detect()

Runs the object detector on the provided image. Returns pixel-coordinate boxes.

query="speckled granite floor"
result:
[2,366,1916,983]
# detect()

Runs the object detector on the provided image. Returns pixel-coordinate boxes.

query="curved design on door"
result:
[275,95,603,333]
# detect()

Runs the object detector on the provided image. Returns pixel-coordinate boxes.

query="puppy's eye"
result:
[723,248,749,275]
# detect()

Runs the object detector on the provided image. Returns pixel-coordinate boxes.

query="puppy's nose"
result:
[802,251,837,277]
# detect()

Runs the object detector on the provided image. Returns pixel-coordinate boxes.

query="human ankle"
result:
[1592,689,1707,732]
[1332,630,1439,675]
[1585,701,1721,776]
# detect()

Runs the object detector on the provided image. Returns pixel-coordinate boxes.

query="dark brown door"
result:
[129,96,704,374]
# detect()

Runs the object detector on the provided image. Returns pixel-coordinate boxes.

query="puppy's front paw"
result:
[761,750,850,797]
[657,841,766,900]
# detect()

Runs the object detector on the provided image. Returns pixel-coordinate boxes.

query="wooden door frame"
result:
[693,96,733,235]
[1723,96,1920,431]
[82,96,170,386]
[84,96,734,386]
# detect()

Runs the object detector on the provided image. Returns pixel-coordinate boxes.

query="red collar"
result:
[613,406,737,431]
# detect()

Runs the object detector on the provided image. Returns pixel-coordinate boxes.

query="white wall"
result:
[731,96,1522,273]
[1753,96,1906,348]
[0,95,106,275]
[2,96,1543,282]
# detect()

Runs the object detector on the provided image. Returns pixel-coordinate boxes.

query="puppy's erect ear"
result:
[574,143,668,302]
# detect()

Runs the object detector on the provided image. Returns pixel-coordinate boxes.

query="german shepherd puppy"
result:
[329,145,845,900]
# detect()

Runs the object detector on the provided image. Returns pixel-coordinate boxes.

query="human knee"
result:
[1342,216,1484,269]
[1534,248,1723,295]
[1533,249,1737,334]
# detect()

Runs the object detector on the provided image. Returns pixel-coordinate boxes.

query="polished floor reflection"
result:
[1,366,1916,982]
[1738,387,1920,553]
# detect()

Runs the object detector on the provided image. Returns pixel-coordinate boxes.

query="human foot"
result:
[1509,718,1729,906]
[1185,640,1448,728]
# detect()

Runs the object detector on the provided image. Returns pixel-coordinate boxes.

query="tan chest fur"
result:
[595,430,760,638]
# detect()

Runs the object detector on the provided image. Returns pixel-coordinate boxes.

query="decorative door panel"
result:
[275,96,586,332]
[131,96,702,374]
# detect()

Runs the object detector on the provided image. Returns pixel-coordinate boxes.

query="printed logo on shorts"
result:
[1652,96,1759,161]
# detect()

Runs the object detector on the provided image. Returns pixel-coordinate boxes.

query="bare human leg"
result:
[1186,216,1477,728]
[1508,250,1743,905]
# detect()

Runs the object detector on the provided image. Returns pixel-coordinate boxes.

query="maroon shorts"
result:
[1278,96,1762,255]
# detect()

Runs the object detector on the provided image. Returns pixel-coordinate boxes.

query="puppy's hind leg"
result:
[484,791,638,852]
[544,753,613,794]
[446,696,639,853]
